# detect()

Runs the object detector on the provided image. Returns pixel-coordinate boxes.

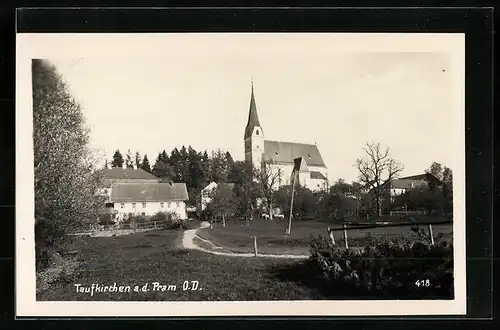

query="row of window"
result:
[120,202,181,209]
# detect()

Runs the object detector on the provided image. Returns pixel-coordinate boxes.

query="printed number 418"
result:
[415,279,431,287]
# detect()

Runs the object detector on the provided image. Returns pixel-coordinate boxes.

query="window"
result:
[132,202,136,208]
[142,202,146,208]
[168,202,171,208]
[120,203,124,209]
[160,202,164,208]
[176,202,180,207]
[256,129,259,135]
[141,212,145,216]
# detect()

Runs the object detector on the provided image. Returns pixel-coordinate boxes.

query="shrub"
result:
[308,234,454,299]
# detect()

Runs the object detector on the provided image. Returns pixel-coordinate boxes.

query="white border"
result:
[16,33,466,317]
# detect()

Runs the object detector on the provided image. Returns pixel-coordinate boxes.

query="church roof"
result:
[244,83,262,139]
[263,140,326,167]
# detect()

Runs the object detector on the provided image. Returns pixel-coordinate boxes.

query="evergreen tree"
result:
[134,152,141,168]
[141,154,151,173]
[111,149,124,168]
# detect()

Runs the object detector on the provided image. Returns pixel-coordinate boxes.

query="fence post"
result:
[327,227,336,245]
[428,224,435,246]
[343,223,349,249]
[253,236,258,257]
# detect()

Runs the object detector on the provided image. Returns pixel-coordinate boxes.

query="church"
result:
[244,83,329,191]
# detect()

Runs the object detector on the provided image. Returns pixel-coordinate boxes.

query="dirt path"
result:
[181,221,309,260]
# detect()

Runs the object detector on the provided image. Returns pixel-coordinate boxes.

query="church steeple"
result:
[244,82,262,139]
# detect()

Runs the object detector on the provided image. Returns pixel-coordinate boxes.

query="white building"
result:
[200,182,235,212]
[109,182,189,220]
[244,83,328,191]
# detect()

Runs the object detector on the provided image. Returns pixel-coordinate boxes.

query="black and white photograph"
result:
[16,33,466,316]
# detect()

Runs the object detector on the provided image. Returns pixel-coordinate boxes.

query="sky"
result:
[47,35,457,183]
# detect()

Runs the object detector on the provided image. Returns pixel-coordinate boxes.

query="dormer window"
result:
[308,153,311,158]
[275,152,279,156]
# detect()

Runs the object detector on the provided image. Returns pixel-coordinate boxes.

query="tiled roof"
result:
[110,182,189,202]
[244,84,262,138]
[263,140,326,167]
[101,168,158,180]
[310,171,327,180]
[390,173,442,190]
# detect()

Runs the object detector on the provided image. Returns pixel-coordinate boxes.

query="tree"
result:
[111,150,124,168]
[230,161,261,222]
[256,160,283,220]
[152,160,175,182]
[209,149,230,183]
[442,166,453,214]
[426,162,444,181]
[141,154,151,173]
[355,141,403,216]
[134,152,141,168]
[125,149,133,168]
[32,59,105,269]
[204,184,236,228]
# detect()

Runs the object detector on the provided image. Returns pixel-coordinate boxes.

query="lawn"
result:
[197,217,453,256]
[38,228,324,301]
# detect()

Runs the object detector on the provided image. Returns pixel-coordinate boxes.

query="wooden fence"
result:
[88,218,181,233]
[326,220,453,249]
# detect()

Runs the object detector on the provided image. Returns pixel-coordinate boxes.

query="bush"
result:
[308,234,454,299]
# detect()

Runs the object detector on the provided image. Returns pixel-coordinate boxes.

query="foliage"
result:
[111,150,124,168]
[355,141,403,216]
[229,161,261,221]
[307,234,454,298]
[256,161,283,219]
[140,154,151,173]
[33,59,106,270]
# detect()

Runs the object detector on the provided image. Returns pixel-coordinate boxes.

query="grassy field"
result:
[38,228,324,301]
[197,217,453,255]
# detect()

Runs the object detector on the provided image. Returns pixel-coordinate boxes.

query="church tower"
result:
[244,82,265,172]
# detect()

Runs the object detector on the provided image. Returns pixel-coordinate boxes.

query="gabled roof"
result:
[244,83,262,139]
[110,182,189,202]
[310,171,327,180]
[263,140,326,167]
[391,173,442,190]
[101,168,158,181]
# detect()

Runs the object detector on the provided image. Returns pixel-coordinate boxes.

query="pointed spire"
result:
[245,80,262,139]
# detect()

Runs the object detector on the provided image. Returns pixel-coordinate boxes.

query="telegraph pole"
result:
[286,171,297,235]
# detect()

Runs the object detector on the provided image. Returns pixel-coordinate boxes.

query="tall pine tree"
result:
[111,150,124,168]
[141,154,151,173]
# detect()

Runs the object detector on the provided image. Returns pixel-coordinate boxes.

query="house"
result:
[290,156,328,190]
[109,182,189,221]
[200,182,235,212]
[362,173,442,214]
[98,163,160,199]
[244,83,328,192]
[388,173,442,198]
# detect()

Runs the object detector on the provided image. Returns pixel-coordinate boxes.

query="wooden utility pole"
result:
[286,171,297,235]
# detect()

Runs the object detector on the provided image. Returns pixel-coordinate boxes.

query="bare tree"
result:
[256,160,283,220]
[355,141,403,216]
